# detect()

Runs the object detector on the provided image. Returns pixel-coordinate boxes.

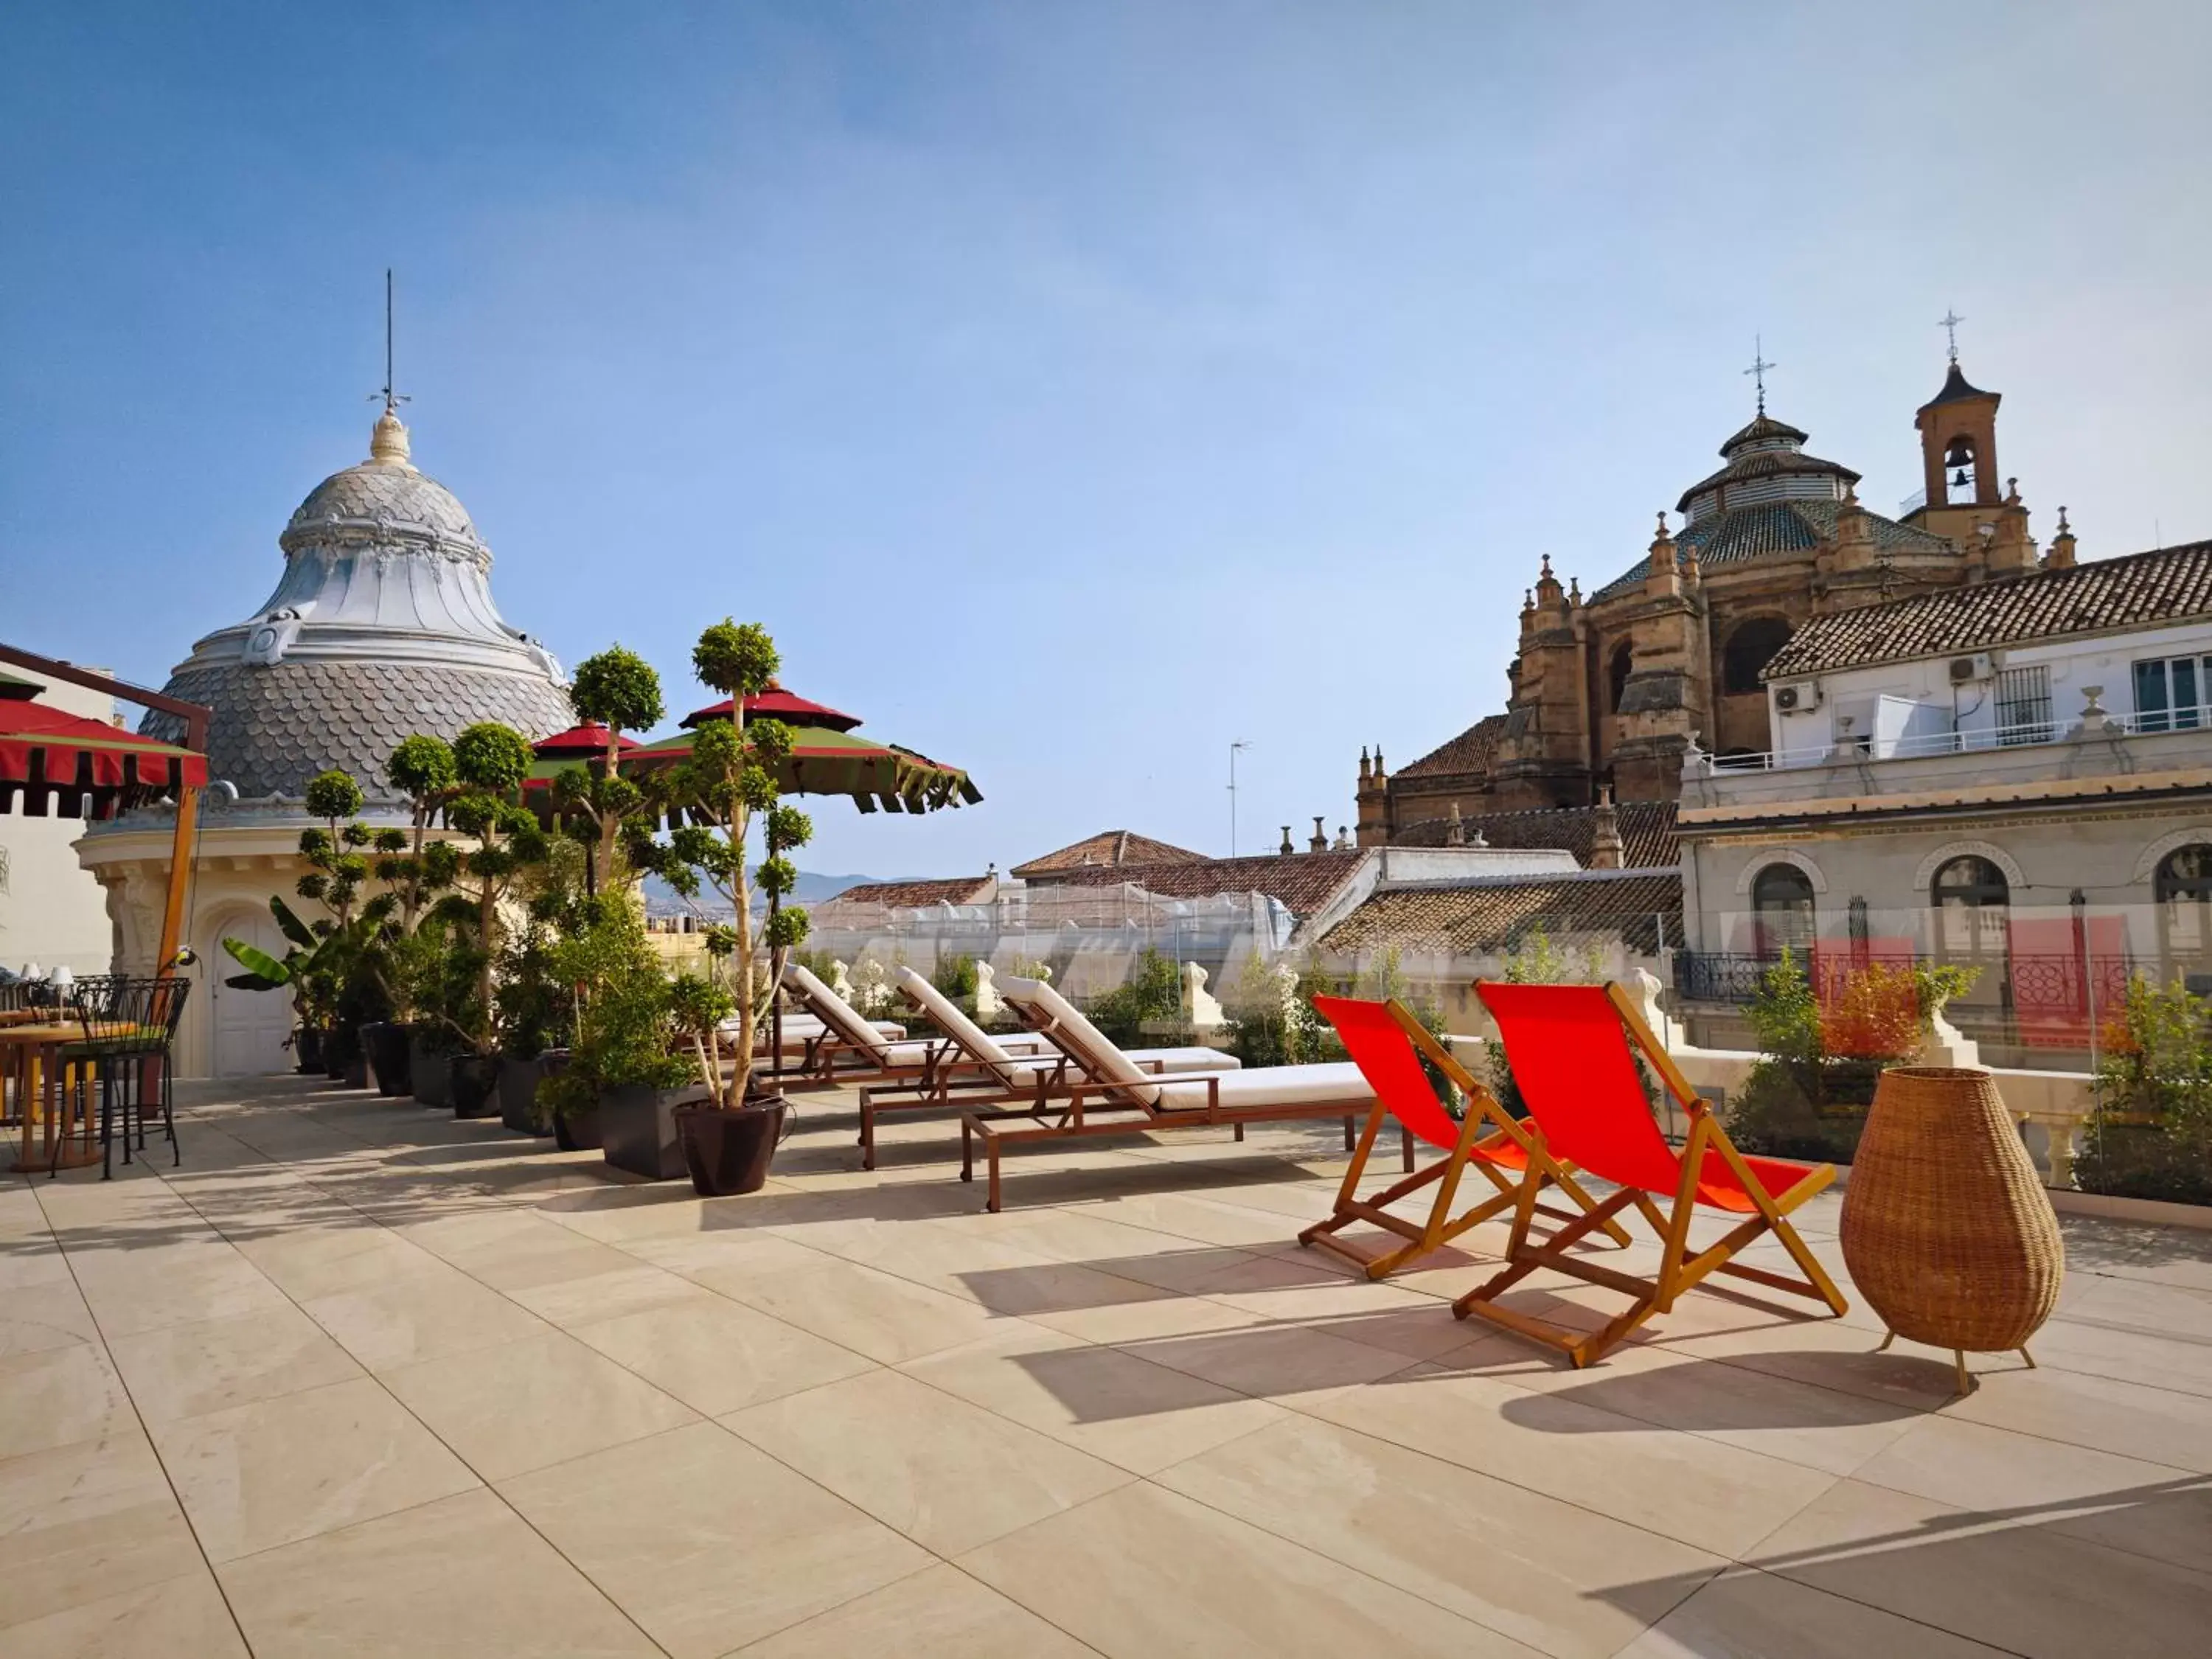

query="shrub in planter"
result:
[2078,976,2212,1206]
[498,1049,561,1135]
[540,1065,603,1151]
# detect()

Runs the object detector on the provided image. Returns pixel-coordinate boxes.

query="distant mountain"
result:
[639,870,914,917]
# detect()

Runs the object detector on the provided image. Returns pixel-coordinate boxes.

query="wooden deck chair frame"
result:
[957,979,1371,1214]
[1453,981,1848,1368]
[1299,997,1629,1280]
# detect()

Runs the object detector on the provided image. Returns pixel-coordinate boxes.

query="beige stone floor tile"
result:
[571,1294,876,1416]
[0,1433,206,1632]
[2028,1301,2212,1397]
[150,1374,480,1561]
[388,1202,558,1262]
[107,1303,365,1424]
[0,1280,100,1357]
[1615,1563,2011,1658]
[901,1322,1284,1475]
[508,1262,710,1326]
[528,1183,738,1243]
[68,1244,292,1338]
[714,1256,1004,1365]
[726,1367,1132,1554]
[299,1264,549,1371]
[1945,1358,2212,1471]
[1745,1475,2212,1659]
[1158,1417,1724,1658]
[733,1562,1096,1658]
[1119,1319,1417,1402]
[1429,1331,1928,1478]
[1846,1413,2211,1573]
[232,1222,457,1301]
[498,1420,931,1659]
[1649,1312,1966,1410]
[620,1224,827,1286]
[960,1480,1538,1657]
[0,1239,79,1293]
[381,1327,698,1479]
[437,1221,639,1292]
[217,1486,656,1658]
[0,1341,137,1460]
[1022,1287,1267,1344]
[0,1566,248,1658]
[1298,1362,1837,1559]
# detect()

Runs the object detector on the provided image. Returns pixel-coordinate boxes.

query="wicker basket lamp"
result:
[1840,1066,2065,1394]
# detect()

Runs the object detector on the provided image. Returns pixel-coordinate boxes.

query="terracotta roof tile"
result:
[1763,540,2212,679]
[1011,829,1211,879]
[1388,800,1678,869]
[1393,714,1508,781]
[823,875,996,908]
[1032,849,1368,917]
[1321,871,1683,956]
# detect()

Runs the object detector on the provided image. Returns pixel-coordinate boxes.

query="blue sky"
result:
[6,2,2208,877]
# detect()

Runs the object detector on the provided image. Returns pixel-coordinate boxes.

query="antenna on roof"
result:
[1743,335,1775,416]
[1228,740,1253,858]
[370,269,411,412]
[1939,308,1964,365]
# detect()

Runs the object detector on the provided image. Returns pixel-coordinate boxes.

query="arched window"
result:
[1722,616,1793,696]
[1751,863,1815,959]
[1607,641,1634,712]
[1942,434,1979,504]
[2156,844,2212,961]
[1933,855,2008,957]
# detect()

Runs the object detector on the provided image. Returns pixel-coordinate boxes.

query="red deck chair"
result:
[1301,995,1628,1280]
[1458,981,1848,1366]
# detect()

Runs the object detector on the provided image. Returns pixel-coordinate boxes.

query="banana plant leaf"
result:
[223,936,291,985]
[270,895,316,950]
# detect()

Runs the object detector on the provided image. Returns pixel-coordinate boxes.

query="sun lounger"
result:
[958,975,1376,1212]
[1453,980,1847,1367]
[769,963,1048,1092]
[1302,995,1629,1279]
[853,967,1234,1169]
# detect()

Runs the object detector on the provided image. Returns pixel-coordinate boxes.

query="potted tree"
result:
[554,645,664,896]
[661,620,813,1197]
[541,894,687,1161]
[364,733,463,1096]
[422,723,545,1116]
[494,841,587,1134]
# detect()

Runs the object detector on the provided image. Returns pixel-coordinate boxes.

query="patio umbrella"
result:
[616,681,983,815]
[0,649,213,977]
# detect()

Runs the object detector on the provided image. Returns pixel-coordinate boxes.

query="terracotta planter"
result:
[1840,1066,2065,1391]
[408,1032,453,1109]
[675,1096,787,1197]
[364,1023,413,1097]
[450,1054,503,1118]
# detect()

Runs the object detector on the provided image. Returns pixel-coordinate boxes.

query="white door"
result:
[205,909,295,1076]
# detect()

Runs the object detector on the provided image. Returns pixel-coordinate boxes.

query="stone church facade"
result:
[1357,352,2079,844]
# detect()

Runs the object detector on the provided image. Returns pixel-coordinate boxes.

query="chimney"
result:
[1444,801,1466,846]
[2045,506,2077,570]
[1589,785,1624,870]
[1309,815,1328,853]
[1279,825,1295,856]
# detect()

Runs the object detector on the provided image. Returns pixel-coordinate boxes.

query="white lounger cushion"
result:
[1151,1061,1372,1113]
[886,967,1067,1079]
[784,963,898,1060]
[999,975,1259,1106]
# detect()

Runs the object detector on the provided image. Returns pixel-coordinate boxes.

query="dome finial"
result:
[368,404,414,467]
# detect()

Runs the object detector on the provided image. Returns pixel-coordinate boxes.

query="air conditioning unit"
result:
[1949,652,1997,684]
[1773,681,1820,712]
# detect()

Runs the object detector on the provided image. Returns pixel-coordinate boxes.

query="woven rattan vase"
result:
[1840,1066,2064,1392]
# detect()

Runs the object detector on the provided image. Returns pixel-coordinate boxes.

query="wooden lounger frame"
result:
[1453,981,1847,1368]
[1298,998,1629,1280]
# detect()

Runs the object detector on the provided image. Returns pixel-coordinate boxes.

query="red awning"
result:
[680,681,861,732]
[0,695,209,818]
[532,722,641,759]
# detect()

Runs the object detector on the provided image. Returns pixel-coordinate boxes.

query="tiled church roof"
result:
[1764,540,2212,678]
[1388,799,1678,869]
[1590,498,1955,603]
[1393,714,1509,781]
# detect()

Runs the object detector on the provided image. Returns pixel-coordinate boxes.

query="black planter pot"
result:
[497,1051,562,1135]
[408,1031,453,1109]
[294,1026,324,1074]
[450,1054,503,1118]
[553,1094,603,1152]
[364,1023,414,1097]
[602,1084,711,1180]
[321,1025,351,1081]
[344,1051,370,1089]
[675,1096,787,1197]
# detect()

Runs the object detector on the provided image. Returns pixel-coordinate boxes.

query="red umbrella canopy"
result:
[0,672,208,819]
[532,722,641,760]
[680,679,860,732]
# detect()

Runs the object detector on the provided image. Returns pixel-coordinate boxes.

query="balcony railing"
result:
[1707,704,2211,775]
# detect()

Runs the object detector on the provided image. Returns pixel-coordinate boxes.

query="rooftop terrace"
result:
[5,1075,2210,1656]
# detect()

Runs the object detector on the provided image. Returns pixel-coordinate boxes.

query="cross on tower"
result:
[1939,308,1965,364]
[1743,336,1775,415]
[370,268,411,412]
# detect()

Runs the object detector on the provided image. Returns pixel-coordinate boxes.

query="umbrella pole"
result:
[156,785,199,972]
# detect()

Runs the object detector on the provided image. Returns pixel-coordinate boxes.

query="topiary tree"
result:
[423,723,549,1054]
[660,620,813,1107]
[560,644,664,892]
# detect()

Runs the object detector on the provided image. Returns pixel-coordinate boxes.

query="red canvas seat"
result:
[1455,981,1848,1367]
[1301,995,1626,1280]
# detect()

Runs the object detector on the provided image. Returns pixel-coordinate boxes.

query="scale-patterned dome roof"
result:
[141,406,571,802]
